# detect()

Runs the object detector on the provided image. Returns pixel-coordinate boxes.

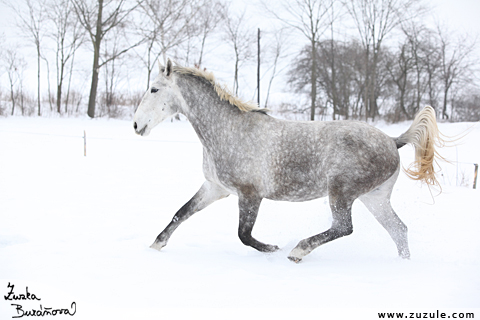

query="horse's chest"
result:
[202,148,257,192]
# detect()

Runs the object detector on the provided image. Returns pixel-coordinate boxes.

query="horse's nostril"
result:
[134,122,137,130]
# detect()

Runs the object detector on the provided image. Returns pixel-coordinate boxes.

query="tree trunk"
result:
[56,54,65,114]
[363,45,370,121]
[65,49,76,115]
[37,46,41,116]
[198,33,207,67]
[57,84,62,114]
[442,85,449,120]
[265,48,279,109]
[399,84,408,120]
[233,48,239,95]
[9,76,16,116]
[20,84,25,115]
[87,49,100,118]
[87,0,104,118]
[42,56,53,112]
[310,39,317,121]
[370,48,379,120]
[330,40,337,120]
[146,40,154,89]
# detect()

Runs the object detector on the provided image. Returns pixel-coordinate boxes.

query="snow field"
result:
[0,117,479,319]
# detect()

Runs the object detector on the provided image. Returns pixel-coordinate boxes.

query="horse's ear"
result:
[165,58,173,78]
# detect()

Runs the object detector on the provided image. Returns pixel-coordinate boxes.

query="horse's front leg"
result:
[238,190,279,253]
[150,180,230,251]
[288,185,355,263]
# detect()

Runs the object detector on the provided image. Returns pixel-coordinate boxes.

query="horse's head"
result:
[133,59,182,136]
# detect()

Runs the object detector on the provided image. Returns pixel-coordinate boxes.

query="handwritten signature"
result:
[4,283,41,302]
[4,283,76,318]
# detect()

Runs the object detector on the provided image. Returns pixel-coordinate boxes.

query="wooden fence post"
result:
[474,164,478,189]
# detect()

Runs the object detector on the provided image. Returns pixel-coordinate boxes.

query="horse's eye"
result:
[151,87,159,93]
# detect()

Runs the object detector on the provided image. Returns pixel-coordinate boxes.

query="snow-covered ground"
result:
[0,116,479,319]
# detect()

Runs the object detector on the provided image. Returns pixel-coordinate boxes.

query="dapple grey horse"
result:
[133,59,444,262]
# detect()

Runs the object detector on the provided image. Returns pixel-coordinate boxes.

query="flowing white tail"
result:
[395,106,446,187]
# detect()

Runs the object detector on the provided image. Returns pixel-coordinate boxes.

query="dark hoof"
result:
[288,256,302,263]
[257,244,280,253]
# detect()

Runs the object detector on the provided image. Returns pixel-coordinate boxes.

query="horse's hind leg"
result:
[238,188,279,253]
[359,169,410,259]
[288,188,355,263]
[150,180,230,251]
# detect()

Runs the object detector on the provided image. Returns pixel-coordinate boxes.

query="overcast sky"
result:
[430,0,480,33]
[1,0,478,51]
[0,0,478,103]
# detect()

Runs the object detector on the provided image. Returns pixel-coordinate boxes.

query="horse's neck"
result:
[176,75,243,145]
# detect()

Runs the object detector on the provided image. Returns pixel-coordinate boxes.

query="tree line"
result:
[0,0,478,122]
[289,24,478,122]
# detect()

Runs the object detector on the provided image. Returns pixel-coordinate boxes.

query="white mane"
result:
[171,65,266,113]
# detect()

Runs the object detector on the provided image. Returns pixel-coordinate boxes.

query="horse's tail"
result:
[394,106,446,187]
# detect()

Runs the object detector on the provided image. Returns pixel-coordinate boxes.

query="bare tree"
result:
[264,0,335,120]
[343,0,424,120]
[403,23,425,116]
[72,0,144,118]
[452,90,480,122]
[99,25,128,117]
[178,0,227,67]
[135,0,201,89]
[4,0,47,116]
[46,0,85,114]
[436,25,477,120]
[224,10,255,96]
[292,39,365,120]
[195,0,226,67]
[421,34,442,112]
[4,49,23,115]
[317,39,353,120]
[264,29,287,109]
[385,42,414,121]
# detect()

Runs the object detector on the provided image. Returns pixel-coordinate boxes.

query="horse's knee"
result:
[327,224,353,241]
[339,226,353,237]
[331,217,353,237]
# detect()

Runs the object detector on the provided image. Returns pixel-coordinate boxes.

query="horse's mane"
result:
[170,65,268,114]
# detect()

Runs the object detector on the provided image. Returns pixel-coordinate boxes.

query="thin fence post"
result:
[474,164,478,189]
[84,130,86,157]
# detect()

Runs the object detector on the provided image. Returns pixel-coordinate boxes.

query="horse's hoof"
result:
[269,245,280,252]
[400,253,410,260]
[288,256,302,263]
[399,249,410,259]
[287,247,306,262]
[150,241,166,251]
[258,244,280,253]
